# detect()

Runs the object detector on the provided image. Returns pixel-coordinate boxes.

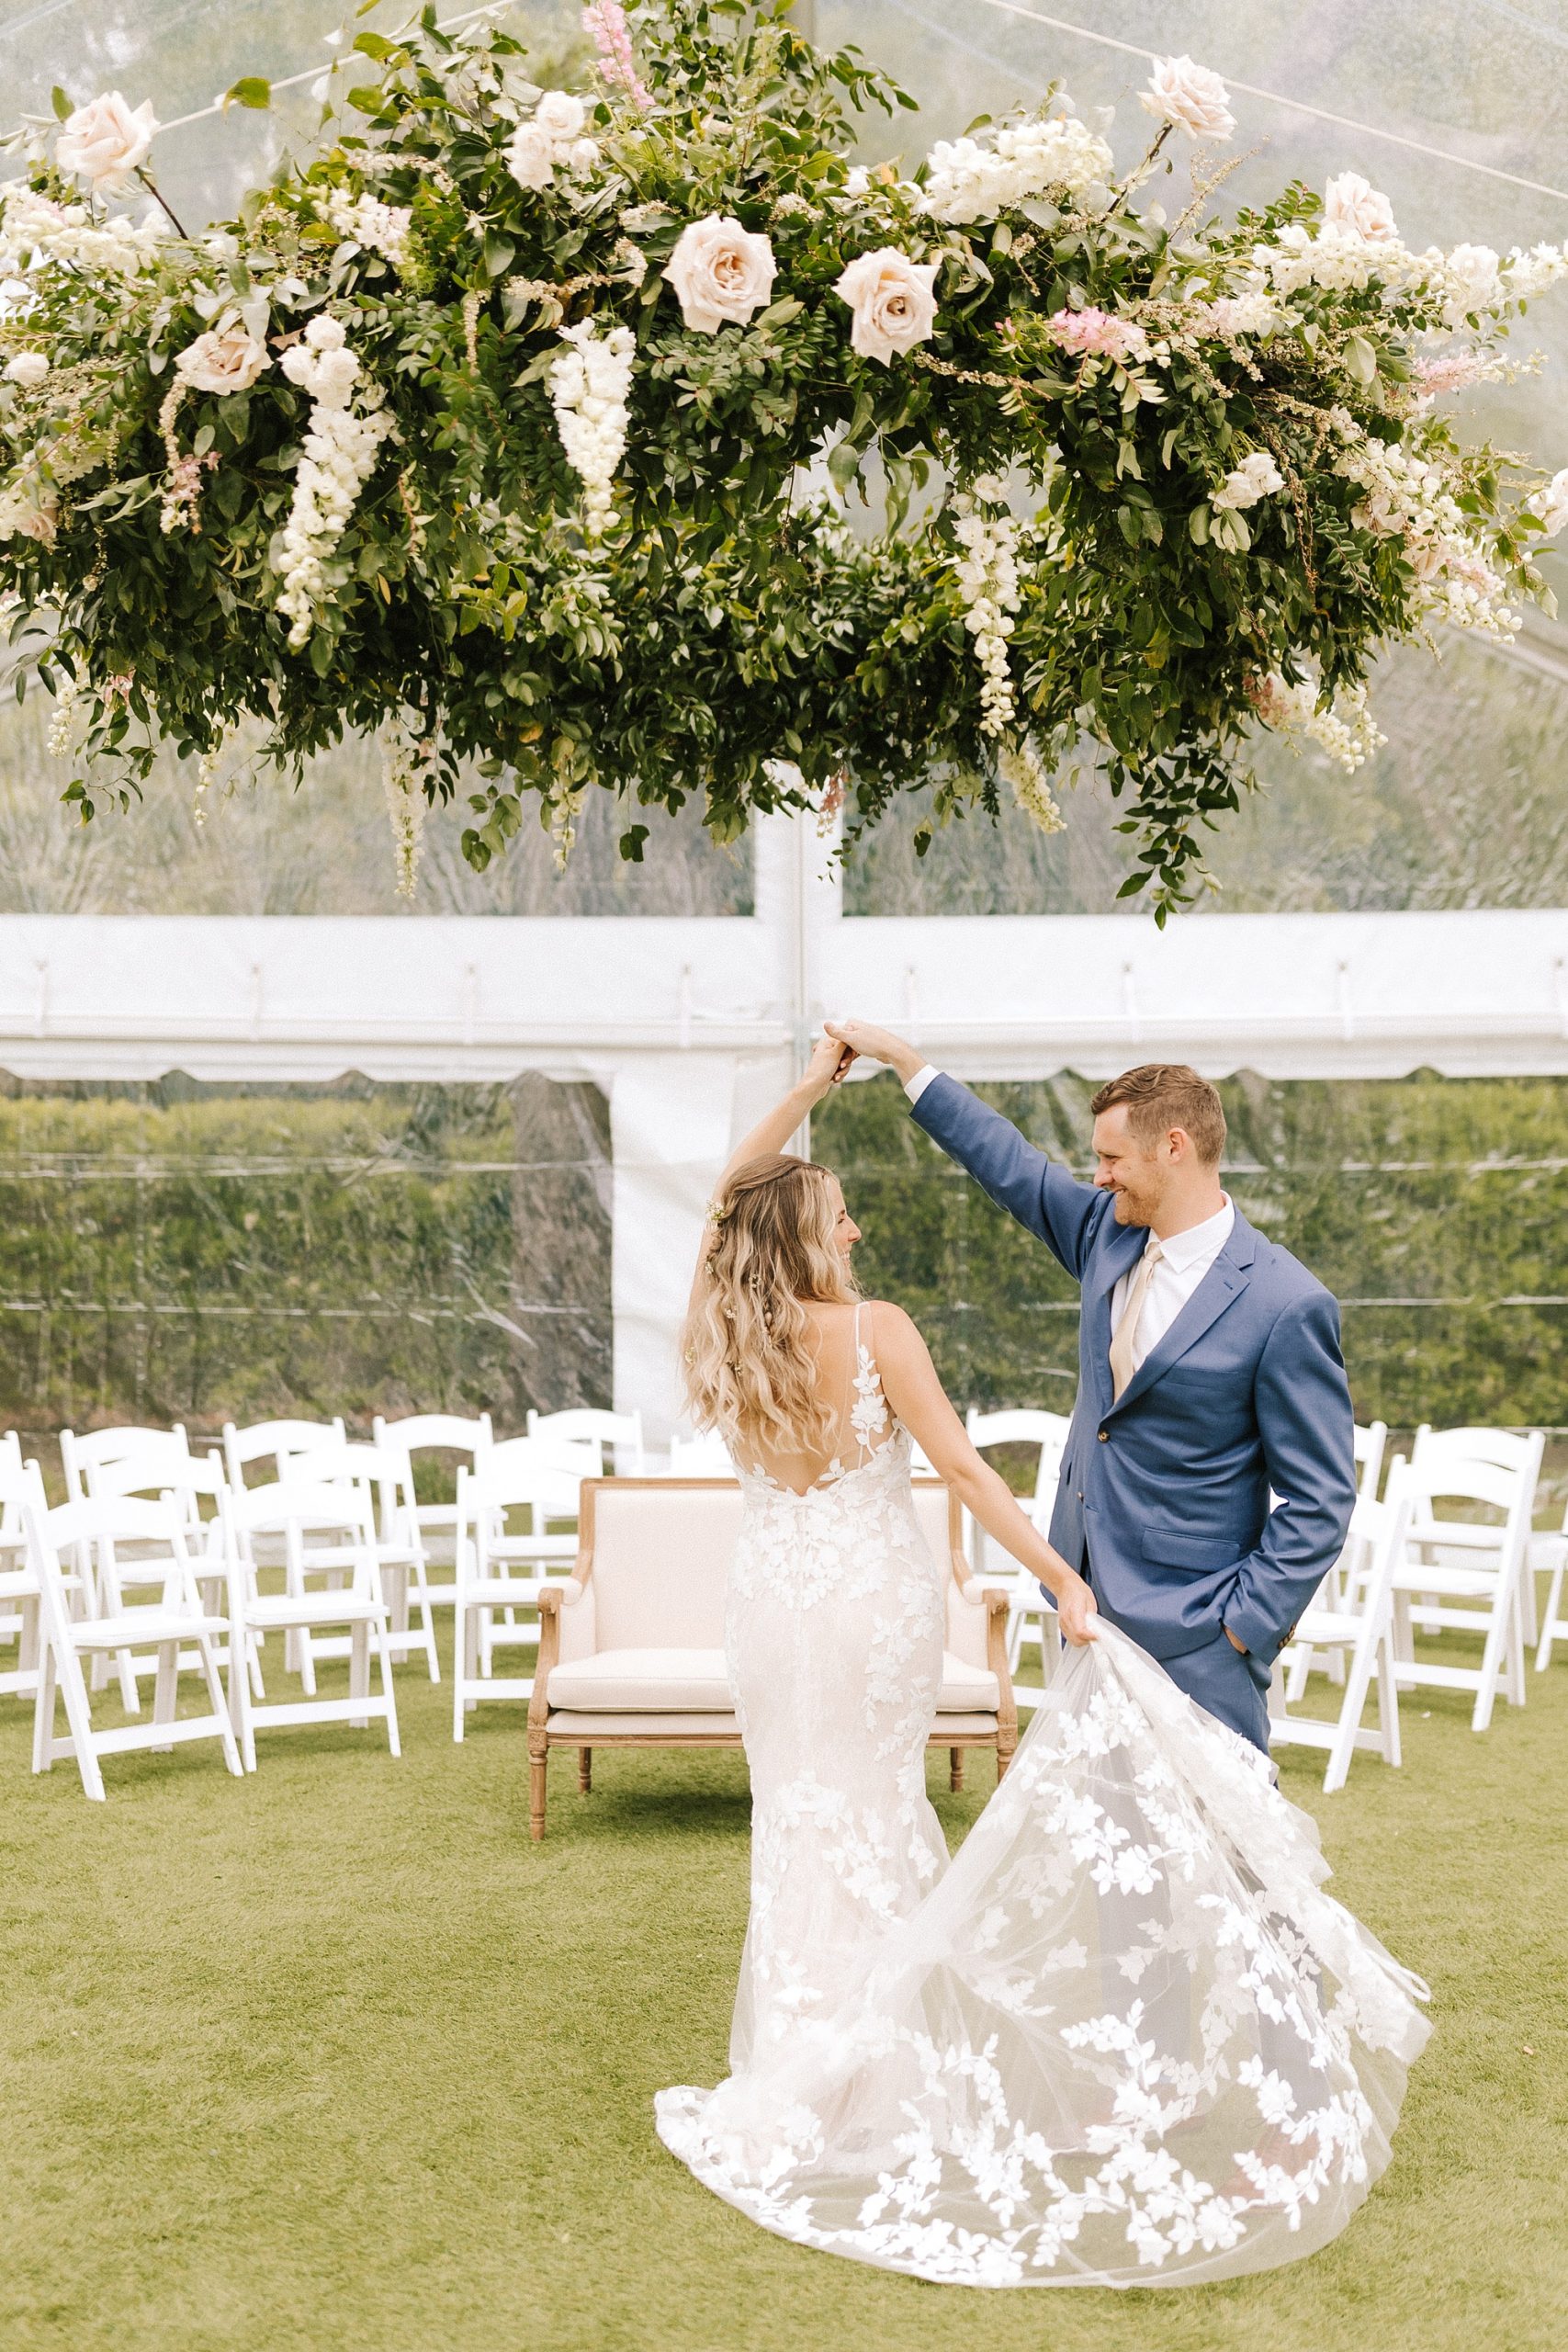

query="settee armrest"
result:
[948,1562,1017,1743]
[528,1577,592,1734]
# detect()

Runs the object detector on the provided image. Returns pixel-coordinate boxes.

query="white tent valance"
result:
[3,819,1565,1434]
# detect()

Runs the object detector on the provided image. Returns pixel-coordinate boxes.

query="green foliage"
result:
[0,4,1561,911]
[0,1075,612,1442]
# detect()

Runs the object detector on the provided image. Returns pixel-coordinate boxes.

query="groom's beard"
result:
[1107,1189,1154,1227]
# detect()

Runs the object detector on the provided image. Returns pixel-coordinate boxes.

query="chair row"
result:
[0,1414,652,1798]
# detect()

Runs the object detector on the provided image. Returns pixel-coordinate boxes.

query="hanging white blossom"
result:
[1526,466,1568,537]
[952,495,1021,736]
[547,318,635,535]
[274,314,394,648]
[1247,671,1385,773]
[997,736,1064,833]
[380,714,435,898]
[1213,450,1284,510]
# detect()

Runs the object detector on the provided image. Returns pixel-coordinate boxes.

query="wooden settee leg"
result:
[529,1741,547,1841]
[579,1745,592,1794]
[949,1747,964,1792]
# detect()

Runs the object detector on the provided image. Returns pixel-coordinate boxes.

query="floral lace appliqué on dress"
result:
[655,1317,1429,2290]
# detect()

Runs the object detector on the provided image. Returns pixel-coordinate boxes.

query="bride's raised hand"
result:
[1056,1573,1099,1647]
[806,1032,854,1094]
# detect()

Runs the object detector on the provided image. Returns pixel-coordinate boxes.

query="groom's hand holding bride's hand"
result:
[824,1019,926,1089]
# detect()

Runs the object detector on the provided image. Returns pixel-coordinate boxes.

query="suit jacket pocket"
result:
[1139,1522,1243,1574]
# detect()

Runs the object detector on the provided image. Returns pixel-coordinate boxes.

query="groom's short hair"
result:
[1090,1064,1226,1166]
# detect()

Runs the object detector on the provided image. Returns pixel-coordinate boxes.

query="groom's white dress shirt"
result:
[902,1063,1234,1375]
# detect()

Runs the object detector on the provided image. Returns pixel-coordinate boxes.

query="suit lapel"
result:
[1105,1211,1258,1419]
[1086,1219,1147,1413]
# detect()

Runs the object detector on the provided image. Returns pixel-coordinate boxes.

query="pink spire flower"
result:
[1045,306,1149,365]
[582,3,652,112]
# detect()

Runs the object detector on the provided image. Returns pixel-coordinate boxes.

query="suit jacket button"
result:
[1098,1430,1109,1442]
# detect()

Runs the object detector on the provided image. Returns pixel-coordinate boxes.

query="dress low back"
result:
[656,1307,1429,2288]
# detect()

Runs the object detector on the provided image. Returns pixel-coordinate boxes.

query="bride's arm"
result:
[873,1302,1099,1645]
[687,1035,852,1303]
[714,1034,850,1196]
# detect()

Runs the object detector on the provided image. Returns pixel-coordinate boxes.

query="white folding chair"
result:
[90,1442,265,1701]
[370,1412,494,1605]
[60,1423,190,1507]
[308,1437,439,1682]
[1355,1419,1389,1505]
[221,1417,347,1489]
[1391,1436,1541,1731]
[28,1491,243,1801]
[1411,1425,1544,1644]
[1,1434,53,1703]
[527,1408,646,1476]
[220,1477,400,1769]
[1288,1418,1391,1691]
[1533,1500,1568,1670]
[452,1446,580,1737]
[665,1429,734,1476]
[965,1408,1073,1692]
[1269,1460,1412,1792]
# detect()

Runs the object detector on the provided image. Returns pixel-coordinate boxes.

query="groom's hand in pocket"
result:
[1224,1624,1248,1654]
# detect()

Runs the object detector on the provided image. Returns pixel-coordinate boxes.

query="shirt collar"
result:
[1151,1194,1235,1274]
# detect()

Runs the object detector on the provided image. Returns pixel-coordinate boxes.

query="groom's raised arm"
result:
[909,1072,1102,1283]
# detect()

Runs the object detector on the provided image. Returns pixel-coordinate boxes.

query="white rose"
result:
[1446,243,1501,308]
[175,325,270,394]
[1526,465,1568,537]
[534,90,587,143]
[663,215,778,333]
[5,351,50,387]
[1140,56,1235,141]
[1324,171,1398,243]
[567,137,601,175]
[55,91,158,189]
[303,312,346,352]
[833,245,940,364]
[506,121,557,194]
[844,165,872,197]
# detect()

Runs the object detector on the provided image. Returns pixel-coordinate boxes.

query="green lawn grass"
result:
[2,1621,1564,2352]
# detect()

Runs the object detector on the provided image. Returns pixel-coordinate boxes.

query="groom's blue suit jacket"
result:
[911,1075,1357,1667]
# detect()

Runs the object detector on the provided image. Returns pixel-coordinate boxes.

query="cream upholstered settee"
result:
[527,1476,1017,1840]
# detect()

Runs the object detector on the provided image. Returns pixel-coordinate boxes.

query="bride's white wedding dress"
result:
[655,1313,1430,2289]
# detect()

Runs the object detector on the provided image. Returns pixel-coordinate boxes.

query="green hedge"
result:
[0,1069,1564,1459]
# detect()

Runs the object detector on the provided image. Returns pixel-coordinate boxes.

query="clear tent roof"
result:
[2,1,1565,916]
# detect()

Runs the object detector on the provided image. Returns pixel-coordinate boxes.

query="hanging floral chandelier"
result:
[1,0,1564,909]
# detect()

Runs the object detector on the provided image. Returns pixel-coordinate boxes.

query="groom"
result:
[826,1024,1358,1753]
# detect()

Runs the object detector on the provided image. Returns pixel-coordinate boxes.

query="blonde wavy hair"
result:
[682,1152,858,1461]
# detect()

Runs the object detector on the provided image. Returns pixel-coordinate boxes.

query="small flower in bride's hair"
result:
[706,1197,730,1227]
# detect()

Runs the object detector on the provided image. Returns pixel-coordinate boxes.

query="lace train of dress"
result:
[655,1347,1430,2289]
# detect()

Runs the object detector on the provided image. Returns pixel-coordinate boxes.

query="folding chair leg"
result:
[51,1642,106,1801]
[1325,1629,1384,1795]
[1536,1559,1566,1671]
[453,1602,470,1742]
[348,1620,370,1731]
[31,1640,57,1774]
[1472,1596,1513,1733]
[1506,1581,1527,1707]
[152,1638,179,1753]
[375,1619,400,1758]
[197,1634,244,1779]
[1376,1634,1403,1769]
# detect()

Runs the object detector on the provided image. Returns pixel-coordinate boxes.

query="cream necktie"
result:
[1109,1237,1164,1402]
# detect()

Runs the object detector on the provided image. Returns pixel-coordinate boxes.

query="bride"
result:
[655,1042,1429,2290]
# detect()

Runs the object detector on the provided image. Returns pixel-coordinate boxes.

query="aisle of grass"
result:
[1,1621,1564,2352]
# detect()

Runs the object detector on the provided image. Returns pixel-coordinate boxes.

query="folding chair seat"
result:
[1269,1461,1412,1792]
[28,1492,243,1801]
[1390,1435,1542,1732]
[220,1477,400,1770]
[452,1444,581,1738]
